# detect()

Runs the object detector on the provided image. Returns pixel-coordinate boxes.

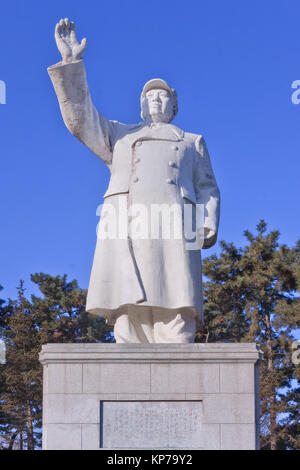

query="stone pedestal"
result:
[39,343,261,450]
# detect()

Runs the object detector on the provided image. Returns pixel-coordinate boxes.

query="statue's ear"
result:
[171,89,178,119]
[140,95,147,121]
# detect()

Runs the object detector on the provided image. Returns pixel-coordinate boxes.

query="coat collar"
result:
[126,122,184,146]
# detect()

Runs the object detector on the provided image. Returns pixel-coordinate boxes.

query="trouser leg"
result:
[113,307,155,343]
[114,307,197,343]
[153,310,196,343]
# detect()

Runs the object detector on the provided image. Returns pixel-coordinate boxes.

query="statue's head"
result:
[140,78,178,124]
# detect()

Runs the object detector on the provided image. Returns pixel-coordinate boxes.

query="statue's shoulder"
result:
[183,131,204,147]
[184,131,199,140]
[109,120,143,140]
[181,131,209,159]
[110,120,142,130]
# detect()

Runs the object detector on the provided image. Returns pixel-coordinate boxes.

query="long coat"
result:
[48,60,220,323]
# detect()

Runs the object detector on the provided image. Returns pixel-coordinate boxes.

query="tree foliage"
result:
[0,274,113,449]
[0,221,299,449]
[197,220,300,450]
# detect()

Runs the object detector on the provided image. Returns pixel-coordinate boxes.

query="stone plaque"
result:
[100,401,203,449]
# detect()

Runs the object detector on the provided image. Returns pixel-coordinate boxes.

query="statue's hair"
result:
[140,88,178,122]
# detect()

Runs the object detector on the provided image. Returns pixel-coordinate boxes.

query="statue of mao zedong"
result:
[48,18,220,343]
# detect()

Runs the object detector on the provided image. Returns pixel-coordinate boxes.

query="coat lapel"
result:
[125,122,184,148]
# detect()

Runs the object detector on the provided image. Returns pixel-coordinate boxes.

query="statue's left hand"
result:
[55,18,87,64]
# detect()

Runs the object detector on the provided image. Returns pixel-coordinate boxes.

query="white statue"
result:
[48,18,220,343]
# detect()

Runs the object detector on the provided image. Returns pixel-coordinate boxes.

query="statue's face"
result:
[142,88,174,123]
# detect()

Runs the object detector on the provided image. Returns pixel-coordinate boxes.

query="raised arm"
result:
[193,135,220,248]
[48,19,115,165]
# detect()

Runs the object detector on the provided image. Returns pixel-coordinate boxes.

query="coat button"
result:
[136,141,142,147]
[168,161,176,167]
[171,145,178,150]
[135,158,141,163]
[166,178,174,184]
[133,176,139,183]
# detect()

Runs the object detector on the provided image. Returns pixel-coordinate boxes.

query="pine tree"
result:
[0,274,114,449]
[30,273,113,344]
[200,221,300,450]
[0,281,42,449]
[0,285,5,328]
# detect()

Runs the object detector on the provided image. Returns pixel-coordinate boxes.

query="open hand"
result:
[55,18,87,64]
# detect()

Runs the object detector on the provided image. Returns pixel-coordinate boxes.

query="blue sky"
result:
[0,0,299,300]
